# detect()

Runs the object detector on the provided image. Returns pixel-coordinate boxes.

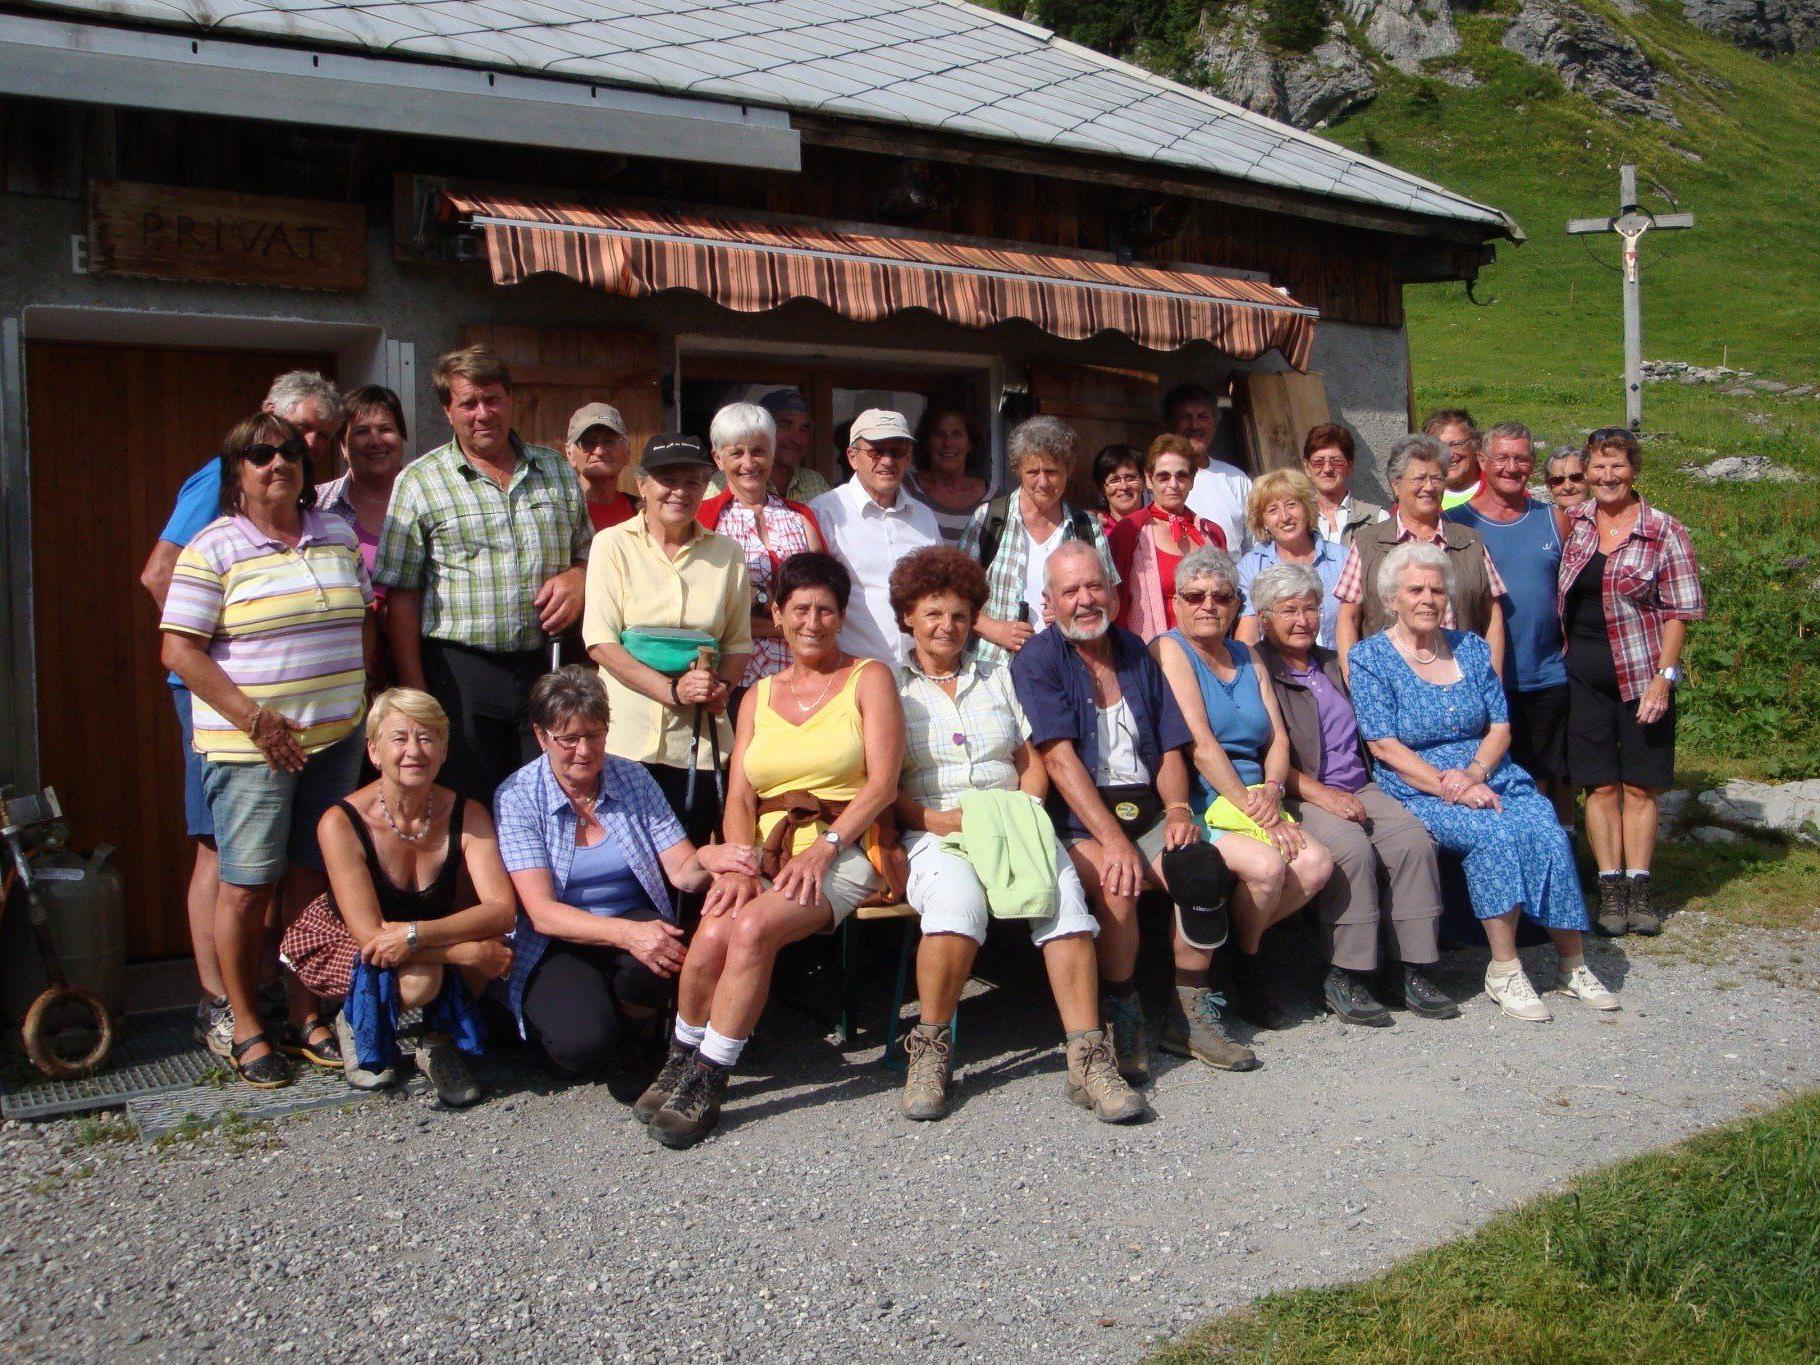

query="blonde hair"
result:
[365,688,450,745]
[1246,468,1319,541]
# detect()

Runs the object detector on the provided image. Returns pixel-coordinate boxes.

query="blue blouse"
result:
[1237,537,1345,650]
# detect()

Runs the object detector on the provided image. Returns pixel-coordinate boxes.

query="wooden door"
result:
[460,326,662,494]
[1233,371,1331,474]
[26,340,336,960]
[1029,360,1160,508]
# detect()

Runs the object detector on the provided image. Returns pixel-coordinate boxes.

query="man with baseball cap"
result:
[565,402,638,532]
[809,409,941,665]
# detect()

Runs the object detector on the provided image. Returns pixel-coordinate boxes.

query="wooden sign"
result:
[87,181,366,292]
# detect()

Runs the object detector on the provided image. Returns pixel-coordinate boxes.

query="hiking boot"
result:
[1556,962,1621,1012]
[648,1058,729,1149]
[1399,965,1460,1020]
[1626,874,1662,936]
[632,1042,696,1125]
[1101,992,1151,1084]
[1594,874,1629,937]
[1160,985,1260,1071]
[1064,1029,1148,1123]
[334,1009,398,1090]
[1323,966,1392,1027]
[1228,954,1293,1031]
[899,1023,953,1122]
[417,1031,482,1108]
[1485,965,1552,1023]
[197,995,234,1058]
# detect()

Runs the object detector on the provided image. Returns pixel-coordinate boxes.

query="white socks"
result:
[699,1025,747,1068]
[673,1018,706,1049]
[1488,957,1522,979]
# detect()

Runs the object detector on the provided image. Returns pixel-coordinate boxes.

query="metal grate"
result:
[128,1068,430,1141]
[1,1008,215,1121]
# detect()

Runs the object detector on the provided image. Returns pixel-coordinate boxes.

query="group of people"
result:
[144,349,1705,1151]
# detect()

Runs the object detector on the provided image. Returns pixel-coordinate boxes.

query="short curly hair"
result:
[888,546,989,630]
[1144,432,1196,473]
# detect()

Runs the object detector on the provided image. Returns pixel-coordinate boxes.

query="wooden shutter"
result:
[1232,371,1330,474]
[460,325,662,493]
[1028,360,1160,509]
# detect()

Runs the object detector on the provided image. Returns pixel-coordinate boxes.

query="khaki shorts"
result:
[761,843,882,929]
[1070,814,1168,865]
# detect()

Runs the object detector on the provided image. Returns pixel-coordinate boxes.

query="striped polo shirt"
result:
[162,511,373,762]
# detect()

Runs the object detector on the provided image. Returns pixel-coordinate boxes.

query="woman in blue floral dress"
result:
[1347,542,1617,1023]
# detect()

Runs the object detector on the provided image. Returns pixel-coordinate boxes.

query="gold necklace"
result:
[788,657,842,711]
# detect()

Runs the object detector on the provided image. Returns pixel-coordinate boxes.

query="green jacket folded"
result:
[940,789,1060,919]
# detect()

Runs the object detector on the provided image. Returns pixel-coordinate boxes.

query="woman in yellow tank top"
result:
[638,552,905,1149]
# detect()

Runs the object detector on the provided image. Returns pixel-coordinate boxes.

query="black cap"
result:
[638,433,712,474]
[1160,843,1235,911]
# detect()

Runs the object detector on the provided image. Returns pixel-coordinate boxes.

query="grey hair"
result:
[1250,562,1324,617]
[709,401,776,453]
[1483,420,1533,452]
[1007,414,1076,475]
[1544,449,1584,475]
[1384,433,1447,485]
[264,370,343,425]
[1376,540,1455,609]
[529,665,611,732]
[1176,545,1239,596]
[1042,538,1106,591]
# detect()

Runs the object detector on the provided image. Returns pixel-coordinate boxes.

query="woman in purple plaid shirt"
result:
[1559,429,1705,939]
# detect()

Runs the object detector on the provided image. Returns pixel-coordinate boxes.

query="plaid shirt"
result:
[1332,512,1508,627]
[494,754,685,1033]
[1557,499,1704,702]
[898,656,1030,811]
[373,434,590,653]
[957,492,1118,667]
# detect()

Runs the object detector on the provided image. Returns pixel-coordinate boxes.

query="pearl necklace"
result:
[379,793,432,843]
[1393,626,1440,665]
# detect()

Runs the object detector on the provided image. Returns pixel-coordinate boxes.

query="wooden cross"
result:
[1567,164,1694,431]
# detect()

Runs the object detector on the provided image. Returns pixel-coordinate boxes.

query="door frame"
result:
[0,306,407,791]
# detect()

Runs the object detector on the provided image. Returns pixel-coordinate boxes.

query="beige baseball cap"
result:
[566,402,627,445]
[848,409,914,444]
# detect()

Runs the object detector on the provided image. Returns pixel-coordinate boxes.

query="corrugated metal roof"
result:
[19,0,1511,232]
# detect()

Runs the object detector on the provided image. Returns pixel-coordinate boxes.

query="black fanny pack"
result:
[1096,784,1162,837]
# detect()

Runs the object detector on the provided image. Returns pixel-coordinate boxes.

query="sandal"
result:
[279,1015,342,1070]
[229,1033,294,1090]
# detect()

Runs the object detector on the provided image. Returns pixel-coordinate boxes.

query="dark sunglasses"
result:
[1588,427,1632,443]
[1546,473,1586,487]
[1177,588,1237,607]
[241,441,306,467]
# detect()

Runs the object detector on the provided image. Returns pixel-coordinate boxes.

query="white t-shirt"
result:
[1022,523,1065,624]
[1094,698,1149,787]
[809,479,943,666]
[1187,461,1253,553]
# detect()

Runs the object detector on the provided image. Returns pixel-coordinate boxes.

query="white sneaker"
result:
[1485,966,1552,1022]
[1556,963,1621,1011]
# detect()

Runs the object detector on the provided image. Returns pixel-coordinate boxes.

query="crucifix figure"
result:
[1567,163,1695,431]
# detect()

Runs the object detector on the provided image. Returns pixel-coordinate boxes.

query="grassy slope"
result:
[1156,1090,1820,1362]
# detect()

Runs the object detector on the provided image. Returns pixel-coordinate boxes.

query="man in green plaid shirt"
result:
[376,346,591,801]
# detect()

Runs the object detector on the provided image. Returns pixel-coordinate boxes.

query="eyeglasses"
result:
[852,442,909,464]
[544,728,607,753]
[1546,473,1587,488]
[1151,470,1193,484]
[1445,437,1480,451]
[242,442,306,467]
[1305,458,1349,473]
[1176,588,1237,607]
[1401,474,1447,489]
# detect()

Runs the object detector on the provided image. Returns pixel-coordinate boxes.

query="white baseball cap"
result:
[848,409,914,444]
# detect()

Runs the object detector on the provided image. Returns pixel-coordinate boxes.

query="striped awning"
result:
[439,191,1317,368]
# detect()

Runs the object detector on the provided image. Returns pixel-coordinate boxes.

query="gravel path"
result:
[1,927,1814,1363]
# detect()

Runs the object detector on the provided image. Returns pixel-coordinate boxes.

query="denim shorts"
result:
[202,728,365,886]
[171,687,215,840]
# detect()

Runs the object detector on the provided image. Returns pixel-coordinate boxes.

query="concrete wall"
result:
[0,191,1413,781]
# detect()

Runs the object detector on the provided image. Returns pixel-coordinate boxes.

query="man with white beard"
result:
[1009,542,1243,1088]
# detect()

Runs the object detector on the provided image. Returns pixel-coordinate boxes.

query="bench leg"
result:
[883,918,917,1072]
[831,920,854,1048]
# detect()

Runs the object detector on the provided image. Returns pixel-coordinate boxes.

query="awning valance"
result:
[439,191,1317,368]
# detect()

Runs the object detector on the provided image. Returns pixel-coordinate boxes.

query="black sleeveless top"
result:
[335,795,466,923]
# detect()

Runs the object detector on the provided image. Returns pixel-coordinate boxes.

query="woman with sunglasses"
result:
[161,414,376,1088]
[1559,428,1704,936]
[1544,451,1589,510]
[1109,434,1227,642]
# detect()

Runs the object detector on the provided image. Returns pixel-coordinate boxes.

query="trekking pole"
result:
[681,645,715,824]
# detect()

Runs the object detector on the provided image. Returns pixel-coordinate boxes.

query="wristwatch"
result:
[821,829,843,852]
[405,921,420,951]
[1656,666,1681,687]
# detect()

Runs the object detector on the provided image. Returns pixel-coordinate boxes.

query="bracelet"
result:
[669,676,682,704]
[1465,759,1486,779]
[1164,802,1194,816]
[1264,779,1286,797]
[243,704,265,736]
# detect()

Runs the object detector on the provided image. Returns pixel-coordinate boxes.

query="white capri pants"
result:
[903,830,1100,946]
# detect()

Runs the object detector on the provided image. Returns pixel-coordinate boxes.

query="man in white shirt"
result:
[810,409,942,665]
[1166,382,1252,553]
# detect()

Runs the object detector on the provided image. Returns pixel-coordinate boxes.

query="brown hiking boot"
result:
[1101,991,1151,1083]
[1626,874,1662,936]
[1595,874,1629,936]
[1160,985,1260,1071]
[632,1041,695,1125]
[647,1058,729,1149]
[1064,1029,1147,1123]
[899,1023,953,1122]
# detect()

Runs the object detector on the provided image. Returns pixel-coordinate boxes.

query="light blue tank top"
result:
[564,836,657,918]
[1165,631,1270,807]
[1446,500,1568,691]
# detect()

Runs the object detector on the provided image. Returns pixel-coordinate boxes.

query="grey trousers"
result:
[1290,783,1442,972]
